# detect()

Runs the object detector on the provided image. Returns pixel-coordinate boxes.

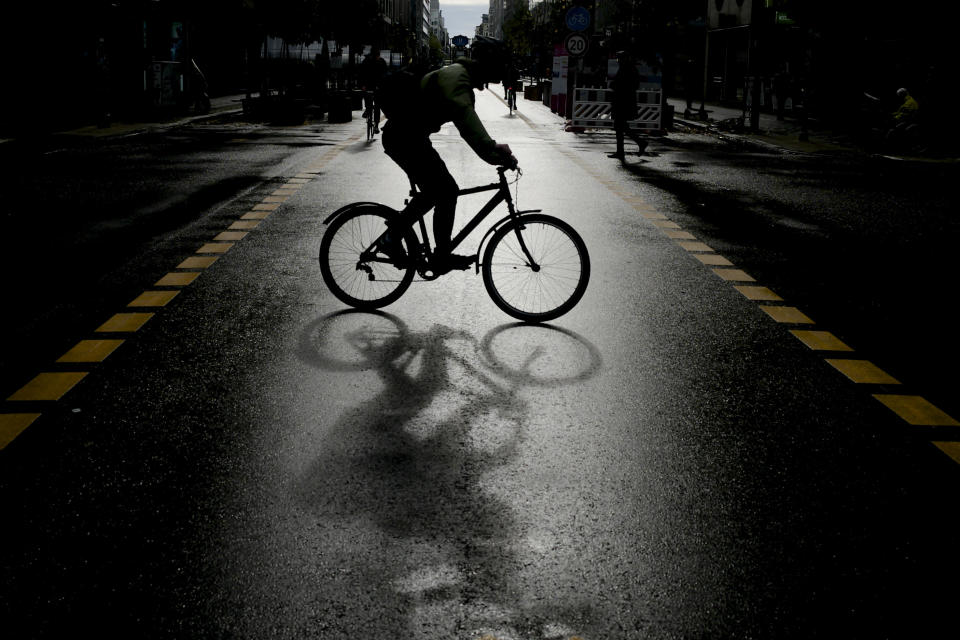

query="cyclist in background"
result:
[360,49,387,134]
[504,64,520,111]
[381,36,517,272]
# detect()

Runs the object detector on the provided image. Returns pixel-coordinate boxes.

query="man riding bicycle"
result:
[504,64,520,110]
[381,36,517,273]
[360,49,387,134]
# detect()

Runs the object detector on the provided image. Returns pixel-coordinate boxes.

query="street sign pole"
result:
[563,6,591,123]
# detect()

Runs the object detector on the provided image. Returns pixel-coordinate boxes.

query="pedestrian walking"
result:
[608,50,647,161]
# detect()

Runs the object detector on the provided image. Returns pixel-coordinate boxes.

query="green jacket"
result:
[419,59,503,165]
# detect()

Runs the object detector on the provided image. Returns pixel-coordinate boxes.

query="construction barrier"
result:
[571,87,663,131]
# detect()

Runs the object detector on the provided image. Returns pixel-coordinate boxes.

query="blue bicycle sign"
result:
[565,6,590,32]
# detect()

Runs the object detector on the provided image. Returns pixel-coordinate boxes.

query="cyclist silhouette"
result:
[359,49,387,133]
[381,36,517,273]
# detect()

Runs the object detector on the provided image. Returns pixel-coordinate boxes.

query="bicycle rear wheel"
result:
[319,205,416,310]
[481,214,590,322]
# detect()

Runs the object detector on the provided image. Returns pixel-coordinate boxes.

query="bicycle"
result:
[318,166,590,323]
[363,91,378,141]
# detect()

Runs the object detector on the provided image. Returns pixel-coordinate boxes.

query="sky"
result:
[439,1,489,40]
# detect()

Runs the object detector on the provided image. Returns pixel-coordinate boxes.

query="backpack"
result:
[376,66,426,123]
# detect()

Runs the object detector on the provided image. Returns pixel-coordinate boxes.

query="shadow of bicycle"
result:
[293,310,603,636]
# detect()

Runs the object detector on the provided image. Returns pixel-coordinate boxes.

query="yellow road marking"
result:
[874,395,960,426]
[155,272,200,286]
[213,231,248,242]
[678,241,714,252]
[197,242,233,254]
[790,330,854,351]
[8,372,87,401]
[229,220,260,230]
[933,441,960,464]
[760,306,814,324]
[638,210,668,220]
[56,339,124,363]
[712,268,755,282]
[177,256,218,269]
[254,203,282,211]
[694,253,733,266]
[734,285,783,301]
[0,414,41,449]
[129,290,179,307]
[272,188,298,196]
[96,312,154,333]
[664,229,696,240]
[825,359,900,384]
[242,211,271,220]
[652,220,681,229]
[262,196,287,203]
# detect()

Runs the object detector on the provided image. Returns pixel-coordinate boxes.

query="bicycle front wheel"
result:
[319,205,416,310]
[481,214,590,322]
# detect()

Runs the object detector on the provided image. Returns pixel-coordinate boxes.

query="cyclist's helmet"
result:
[470,35,510,83]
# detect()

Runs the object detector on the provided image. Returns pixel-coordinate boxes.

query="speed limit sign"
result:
[564,32,589,58]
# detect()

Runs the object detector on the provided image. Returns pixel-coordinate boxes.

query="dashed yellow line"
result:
[129,290,180,307]
[694,253,733,266]
[0,414,41,449]
[8,372,88,402]
[678,240,715,253]
[197,242,233,254]
[178,256,219,269]
[97,312,154,333]
[734,285,783,301]
[712,268,756,282]
[56,339,125,363]
[760,306,813,324]
[789,330,853,352]
[934,441,960,464]
[572,140,960,464]
[155,272,200,287]
[1,135,363,450]
[825,359,900,385]
[874,395,960,426]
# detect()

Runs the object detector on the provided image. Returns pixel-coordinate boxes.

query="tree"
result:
[503,4,535,58]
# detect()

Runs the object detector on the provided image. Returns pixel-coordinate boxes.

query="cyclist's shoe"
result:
[379,232,407,264]
[435,253,475,273]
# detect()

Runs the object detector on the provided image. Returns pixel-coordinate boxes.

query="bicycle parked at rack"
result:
[318,166,590,323]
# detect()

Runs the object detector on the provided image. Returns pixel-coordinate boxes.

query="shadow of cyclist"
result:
[294,311,602,636]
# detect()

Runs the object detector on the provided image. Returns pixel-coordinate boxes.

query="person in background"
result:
[360,49,388,133]
[608,50,647,161]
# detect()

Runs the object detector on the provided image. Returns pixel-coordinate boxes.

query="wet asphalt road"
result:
[1,89,959,639]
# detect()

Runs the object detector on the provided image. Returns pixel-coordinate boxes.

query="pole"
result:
[700,30,709,119]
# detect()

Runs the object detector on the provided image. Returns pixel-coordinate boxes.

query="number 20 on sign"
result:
[565,33,588,57]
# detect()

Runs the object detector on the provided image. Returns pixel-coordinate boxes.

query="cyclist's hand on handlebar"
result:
[495,143,518,170]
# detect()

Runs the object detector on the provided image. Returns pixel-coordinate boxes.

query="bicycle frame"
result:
[409,167,541,271]
[322,167,541,276]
